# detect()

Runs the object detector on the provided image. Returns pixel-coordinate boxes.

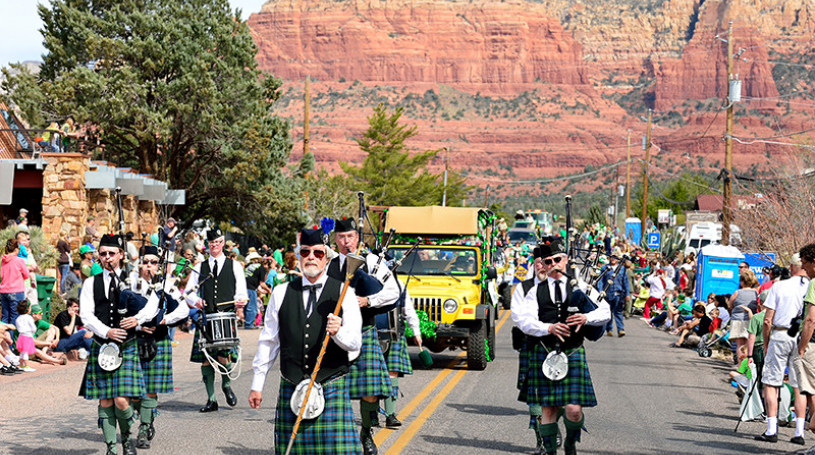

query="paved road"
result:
[0,311,807,454]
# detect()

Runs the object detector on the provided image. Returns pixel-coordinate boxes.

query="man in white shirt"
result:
[79,234,157,455]
[757,254,810,445]
[249,228,362,454]
[511,237,609,455]
[184,227,248,412]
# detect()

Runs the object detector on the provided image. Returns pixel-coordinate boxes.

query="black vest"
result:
[278,276,350,384]
[327,256,345,282]
[328,255,384,327]
[92,270,132,344]
[536,278,585,351]
[200,257,236,314]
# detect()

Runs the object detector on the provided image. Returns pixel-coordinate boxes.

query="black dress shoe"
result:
[122,433,137,455]
[223,387,237,407]
[137,424,151,449]
[360,428,378,455]
[199,400,219,413]
[147,423,155,441]
[385,414,402,428]
[754,432,778,442]
[791,436,806,445]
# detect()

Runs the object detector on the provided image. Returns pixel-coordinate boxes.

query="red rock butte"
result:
[247,0,815,194]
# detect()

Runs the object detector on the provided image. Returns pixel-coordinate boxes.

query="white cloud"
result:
[0,0,268,68]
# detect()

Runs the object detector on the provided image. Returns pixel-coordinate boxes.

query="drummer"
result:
[249,227,363,454]
[511,236,609,455]
[131,245,189,449]
[79,234,157,455]
[184,227,248,412]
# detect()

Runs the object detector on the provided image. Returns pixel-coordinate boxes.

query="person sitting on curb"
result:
[53,298,93,358]
[30,303,68,365]
[671,304,713,348]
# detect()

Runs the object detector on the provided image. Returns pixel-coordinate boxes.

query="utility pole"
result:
[626,130,632,219]
[722,21,734,246]
[484,185,491,208]
[303,76,311,211]
[442,147,449,207]
[641,109,653,240]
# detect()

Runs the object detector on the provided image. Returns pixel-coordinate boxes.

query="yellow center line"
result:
[376,309,512,452]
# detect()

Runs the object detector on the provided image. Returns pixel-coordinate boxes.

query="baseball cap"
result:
[791,253,802,266]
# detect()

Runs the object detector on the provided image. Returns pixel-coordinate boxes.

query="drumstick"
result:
[285,254,365,455]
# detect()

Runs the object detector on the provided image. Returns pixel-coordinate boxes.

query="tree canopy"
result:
[2,0,304,245]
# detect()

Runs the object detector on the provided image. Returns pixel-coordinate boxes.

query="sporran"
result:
[98,342,123,371]
[290,379,325,420]
[542,350,568,381]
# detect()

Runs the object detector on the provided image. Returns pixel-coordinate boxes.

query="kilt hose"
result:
[80,339,146,400]
[141,338,174,395]
[385,334,413,376]
[348,327,393,400]
[518,344,598,408]
[274,376,363,455]
[189,329,238,364]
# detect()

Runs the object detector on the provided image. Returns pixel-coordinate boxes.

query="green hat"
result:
[79,245,95,255]
[31,303,42,314]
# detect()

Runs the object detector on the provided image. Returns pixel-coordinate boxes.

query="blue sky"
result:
[0,0,269,68]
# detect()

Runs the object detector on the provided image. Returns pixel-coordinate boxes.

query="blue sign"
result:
[743,252,777,285]
[647,232,661,249]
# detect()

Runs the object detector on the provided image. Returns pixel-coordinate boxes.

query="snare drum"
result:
[200,312,240,350]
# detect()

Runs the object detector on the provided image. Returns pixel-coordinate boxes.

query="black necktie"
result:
[304,284,323,318]
[554,280,563,305]
[212,259,219,277]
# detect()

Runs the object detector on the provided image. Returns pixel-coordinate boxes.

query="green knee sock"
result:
[384,378,398,415]
[222,362,232,389]
[131,399,141,418]
[114,405,134,436]
[564,414,585,447]
[202,364,216,401]
[360,400,378,429]
[98,405,118,445]
[140,397,158,425]
[538,422,559,454]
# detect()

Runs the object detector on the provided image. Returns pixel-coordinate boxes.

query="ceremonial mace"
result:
[284,253,367,455]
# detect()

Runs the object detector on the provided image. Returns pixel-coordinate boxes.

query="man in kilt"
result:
[328,217,401,455]
[129,245,189,449]
[79,234,158,455]
[184,227,247,412]
[249,227,363,454]
[381,287,422,428]
[511,237,610,455]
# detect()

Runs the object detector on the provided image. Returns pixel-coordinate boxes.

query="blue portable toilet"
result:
[694,245,744,301]
[625,217,642,246]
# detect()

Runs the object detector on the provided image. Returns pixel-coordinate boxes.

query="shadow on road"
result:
[420,435,531,453]
[446,402,527,417]
[667,423,791,454]
[6,447,96,455]
[217,443,272,455]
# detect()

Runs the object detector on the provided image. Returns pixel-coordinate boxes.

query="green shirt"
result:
[677,302,693,316]
[737,358,753,380]
[747,310,766,347]
[805,280,815,305]
[35,319,51,338]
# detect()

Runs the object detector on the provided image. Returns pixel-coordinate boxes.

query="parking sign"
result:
[647,232,661,249]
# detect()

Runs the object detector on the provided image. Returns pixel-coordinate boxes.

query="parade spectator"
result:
[79,245,95,279]
[642,268,666,319]
[30,303,67,365]
[283,251,301,282]
[1,238,30,326]
[795,244,815,437]
[62,262,83,299]
[747,296,767,386]
[15,300,37,371]
[243,252,264,329]
[57,230,72,293]
[125,232,139,270]
[85,216,100,241]
[730,271,760,360]
[671,304,712,348]
[756,253,809,445]
[54,297,92,356]
[160,217,179,260]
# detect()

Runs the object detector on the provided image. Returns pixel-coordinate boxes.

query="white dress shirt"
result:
[184,253,248,307]
[251,271,362,392]
[402,289,421,336]
[133,272,190,327]
[511,274,609,337]
[79,268,159,339]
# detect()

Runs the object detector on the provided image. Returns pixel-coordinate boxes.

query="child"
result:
[709,307,723,331]
[731,346,752,400]
[14,300,37,372]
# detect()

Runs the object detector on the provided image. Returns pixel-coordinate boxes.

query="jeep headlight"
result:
[443,299,458,314]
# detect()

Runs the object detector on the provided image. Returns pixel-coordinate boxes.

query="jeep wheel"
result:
[467,319,488,370]
[487,314,496,361]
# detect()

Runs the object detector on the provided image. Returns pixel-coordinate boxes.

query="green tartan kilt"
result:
[347,327,392,400]
[274,376,363,455]
[517,346,530,391]
[141,338,174,394]
[189,329,238,364]
[80,339,146,400]
[385,334,413,376]
[518,344,598,408]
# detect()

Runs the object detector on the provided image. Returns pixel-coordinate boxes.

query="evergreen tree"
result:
[340,104,468,207]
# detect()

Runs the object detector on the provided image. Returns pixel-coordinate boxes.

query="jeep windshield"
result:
[390,246,478,276]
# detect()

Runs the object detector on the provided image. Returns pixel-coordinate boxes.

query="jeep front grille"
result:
[414,298,442,323]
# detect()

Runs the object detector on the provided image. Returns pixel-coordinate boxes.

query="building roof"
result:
[695,194,759,212]
[0,102,34,160]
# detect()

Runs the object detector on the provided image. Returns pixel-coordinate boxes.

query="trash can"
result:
[36,275,57,321]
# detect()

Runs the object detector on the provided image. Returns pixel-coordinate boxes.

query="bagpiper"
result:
[511,237,610,455]
[249,227,363,454]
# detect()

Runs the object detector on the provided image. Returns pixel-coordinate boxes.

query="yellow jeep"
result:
[384,206,499,370]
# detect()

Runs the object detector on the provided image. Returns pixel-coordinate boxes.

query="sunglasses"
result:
[98,251,118,257]
[300,248,326,259]
[144,260,159,265]
[544,256,564,266]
